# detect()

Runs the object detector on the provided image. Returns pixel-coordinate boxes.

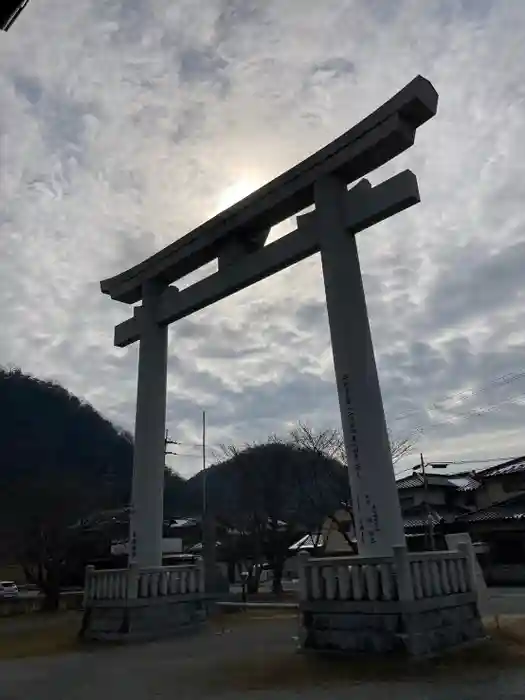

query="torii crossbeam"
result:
[101,75,438,569]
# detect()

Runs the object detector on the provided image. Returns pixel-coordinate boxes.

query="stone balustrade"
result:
[407,550,471,600]
[297,543,483,656]
[84,561,205,605]
[298,544,474,604]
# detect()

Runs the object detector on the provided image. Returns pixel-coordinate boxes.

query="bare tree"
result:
[4,475,105,610]
[210,441,319,594]
[390,435,414,465]
[286,422,415,552]
[206,426,415,592]
[288,421,414,465]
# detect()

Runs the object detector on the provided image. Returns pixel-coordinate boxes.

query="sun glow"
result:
[215,178,261,214]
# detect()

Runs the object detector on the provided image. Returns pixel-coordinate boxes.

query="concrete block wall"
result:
[302,609,402,653]
[301,596,484,657]
[402,601,484,656]
[82,597,208,642]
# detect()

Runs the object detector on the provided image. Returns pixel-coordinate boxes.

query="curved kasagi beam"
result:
[101,75,438,305]
[114,170,420,348]
[1,0,31,31]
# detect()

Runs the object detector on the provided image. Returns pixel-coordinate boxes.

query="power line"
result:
[395,454,523,480]
[405,391,525,438]
[165,370,525,461]
[391,369,525,423]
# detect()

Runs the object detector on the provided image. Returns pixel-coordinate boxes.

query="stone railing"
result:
[407,550,471,600]
[84,560,205,605]
[298,544,474,604]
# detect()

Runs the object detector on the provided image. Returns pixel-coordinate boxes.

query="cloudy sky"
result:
[2,0,525,478]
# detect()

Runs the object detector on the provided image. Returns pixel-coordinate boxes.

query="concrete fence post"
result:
[83,565,95,607]
[392,545,414,603]
[297,551,310,601]
[127,564,139,600]
[458,543,475,593]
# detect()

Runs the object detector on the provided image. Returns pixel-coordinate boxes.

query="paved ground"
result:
[2,616,525,699]
[483,588,525,616]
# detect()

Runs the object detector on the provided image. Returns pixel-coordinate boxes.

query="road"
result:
[482,587,525,616]
[1,616,525,699]
[13,589,82,600]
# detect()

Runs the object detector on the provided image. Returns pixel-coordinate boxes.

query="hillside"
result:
[0,368,185,549]
[0,366,349,558]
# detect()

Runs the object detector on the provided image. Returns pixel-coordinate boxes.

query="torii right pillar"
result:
[316,175,405,556]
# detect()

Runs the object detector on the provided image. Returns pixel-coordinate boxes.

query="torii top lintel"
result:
[100,75,438,306]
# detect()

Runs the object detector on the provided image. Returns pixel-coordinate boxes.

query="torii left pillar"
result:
[129,280,168,568]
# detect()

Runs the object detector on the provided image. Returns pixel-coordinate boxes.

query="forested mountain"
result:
[0,368,185,558]
[0,367,133,501]
[0,367,349,601]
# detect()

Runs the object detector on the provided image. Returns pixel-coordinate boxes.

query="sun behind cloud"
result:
[215,177,262,214]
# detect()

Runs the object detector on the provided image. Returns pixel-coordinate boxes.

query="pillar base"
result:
[80,594,211,643]
[300,592,484,657]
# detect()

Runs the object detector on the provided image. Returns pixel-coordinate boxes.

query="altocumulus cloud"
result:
[1,0,525,476]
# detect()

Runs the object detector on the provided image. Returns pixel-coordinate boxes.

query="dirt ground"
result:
[2,612,525,699]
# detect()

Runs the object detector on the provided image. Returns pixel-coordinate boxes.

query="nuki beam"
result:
[114,170,419,348]
[101,75,437,305]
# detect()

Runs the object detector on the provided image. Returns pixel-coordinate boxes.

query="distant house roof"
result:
[165,518,200,529]
[456,494,525,524]
[186,541,222,553]
[397,474,425,490]
[403,507,457,530]
[450,474,481,491]
[476,456,525,480]
[289,533,324,551]
[396,471,480,492]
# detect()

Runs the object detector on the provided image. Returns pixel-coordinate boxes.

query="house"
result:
[396,470,480,549]
[284,509,355,578]
[455,456,525,584]
[474,456,525,509]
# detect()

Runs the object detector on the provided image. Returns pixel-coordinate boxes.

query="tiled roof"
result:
[449,474,480,491]
[396,471,480,492]
[457,495,525,523]
[477,456,525,480]
[403,506,460,529]
[397,474,424,489]
[404,511,444,529]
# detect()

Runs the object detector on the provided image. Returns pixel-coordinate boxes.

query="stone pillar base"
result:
[300,592,485,657]
[80,594,210,643]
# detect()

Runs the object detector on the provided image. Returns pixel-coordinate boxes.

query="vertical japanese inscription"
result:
[341,373,381,548]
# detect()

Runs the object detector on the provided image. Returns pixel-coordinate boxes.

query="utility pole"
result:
[164,430,179,458]
[202,411,207,515]
[419,452,435,551]
[201,410,217,595]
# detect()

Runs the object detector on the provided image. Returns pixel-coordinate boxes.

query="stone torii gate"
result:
[101,75,438,572]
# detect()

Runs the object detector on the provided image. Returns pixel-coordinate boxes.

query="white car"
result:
[0,581,19,598]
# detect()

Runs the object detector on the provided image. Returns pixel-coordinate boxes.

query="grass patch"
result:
[209,608,298,632]
[203,616,525,693]
[0,611,83,660]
